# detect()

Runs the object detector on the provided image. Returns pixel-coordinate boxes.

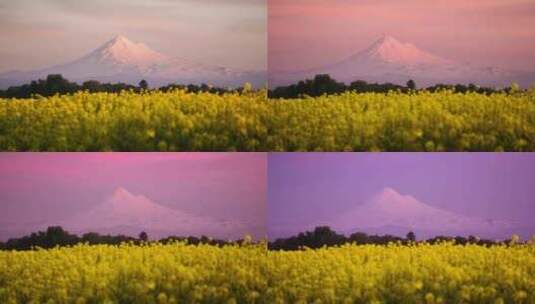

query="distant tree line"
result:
[268,74,519,99]
[0,226,250,251]
[2,226,529,251]
[268,226,526,251]
[2,74,520,99]
[0,74,247,99]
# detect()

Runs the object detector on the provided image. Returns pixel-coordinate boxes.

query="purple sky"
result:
[269,0,535,71]
[268,153,535,237]
[3,153,534,240]
[0,153,266,238]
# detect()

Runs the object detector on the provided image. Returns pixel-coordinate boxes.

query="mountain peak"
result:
[368,35,406,52]
[101,35,138,51]
[332,188,515,239]
[111,34,129,42]
[375,187,410,203]
[103,34,131,46]
[357,35,449,66]
[270,34,526,88]
[59,188,248,240]
[375,34,401,45]
[105,187,162,214]
[0,35,265,89]
[370,187,428,211]
[85,35,168,67]
[111,187,135,200]
[379,187,399,196]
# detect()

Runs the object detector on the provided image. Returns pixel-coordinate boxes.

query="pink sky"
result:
[0,153,266,238]
[269,0,535,71]
[0,0,266,72]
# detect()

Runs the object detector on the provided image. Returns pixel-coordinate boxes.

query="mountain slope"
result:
[270,35,527,88]
[0,35,266,89]
[338,35,452,67]
[332,188,517,239]
[58,187,250,240]
[79,35,169,67]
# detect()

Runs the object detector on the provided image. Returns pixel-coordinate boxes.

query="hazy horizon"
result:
[0,0,266,73]
[269,0,535,72]
[0,153,267,240]
[268,153,535,240]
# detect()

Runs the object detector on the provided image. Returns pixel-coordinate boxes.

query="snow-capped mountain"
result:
[332,188,523,240]
[0,35,266,89]
[81,35,168,66]
[54,187,252,240]
[268,187,532,240]
[343,35,453,67]
[270,35,531,88]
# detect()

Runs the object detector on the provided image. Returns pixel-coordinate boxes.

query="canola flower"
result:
[0,90,270,152]
[0,90,534,151]
[264,242,535,304]
[1,242,534,303]
[268,90,535,152]
[0,242,267,304]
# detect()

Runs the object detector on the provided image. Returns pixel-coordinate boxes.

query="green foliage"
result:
[139,79,149,90]
[407,79,416,90]
[0,90,534,151]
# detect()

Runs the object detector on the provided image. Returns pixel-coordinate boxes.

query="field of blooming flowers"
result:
[1,242,534,303]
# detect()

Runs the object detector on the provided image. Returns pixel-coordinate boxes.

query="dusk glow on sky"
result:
[0,153,266,240]
[1,152,534,240]
[268,153,535,239]
[0,0,266,72]
[269,0,535,71]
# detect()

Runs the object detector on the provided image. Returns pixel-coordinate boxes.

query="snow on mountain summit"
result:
[269,34,526,88]
[332,187,515,239]
[370,187,428,211]
[58,187,250,240]
[44,35,172,77]
[104,187,162,215]
[354,35,451,66]
[81,35,169,67]
[0,35,266,88]
[112,186,132,199]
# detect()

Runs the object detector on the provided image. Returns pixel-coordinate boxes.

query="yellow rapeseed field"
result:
[0,90,270,152]
[265,243,535,303]
[0,90,534,151]
[1,242,534,303]
[268,90,535,152]
[0,242,267,304]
